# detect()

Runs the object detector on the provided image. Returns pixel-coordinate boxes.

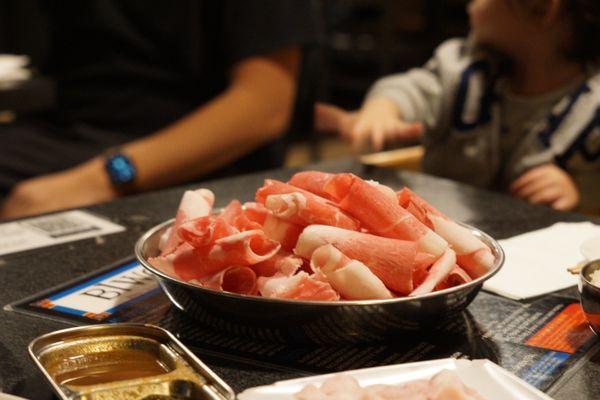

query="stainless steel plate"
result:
[135,219,504,344]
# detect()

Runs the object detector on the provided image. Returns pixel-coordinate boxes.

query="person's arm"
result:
[124,47,299,190]
[314,100,423,153]
[314,39,464,152]
[0,47,300,219]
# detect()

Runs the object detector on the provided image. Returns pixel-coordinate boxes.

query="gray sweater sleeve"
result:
[365,39,465,133]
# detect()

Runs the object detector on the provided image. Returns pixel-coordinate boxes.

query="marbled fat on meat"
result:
[161,188,214,254]
[323,174,448,257]
[258,272,339,301]
[310,244,393,299]
[398,188,493,278]
[264,192,360,230]
[295,225,427,295]
[288,171,337,200]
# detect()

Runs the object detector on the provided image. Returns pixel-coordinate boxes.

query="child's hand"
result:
[510,164,580,211]
[314,99,422,152]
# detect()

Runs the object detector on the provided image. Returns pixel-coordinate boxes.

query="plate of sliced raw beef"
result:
[135,171,504,342]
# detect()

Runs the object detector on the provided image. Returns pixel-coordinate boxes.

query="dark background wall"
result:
[321,0,469,109]
[0,0,469,138]
[0,0,469,108]
[0,0,50,68]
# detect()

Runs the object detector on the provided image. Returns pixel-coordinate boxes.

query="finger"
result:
[314,103,352,134]
[510,167,548,193]
[370,125,386,152]
[510,171,538,194]
[350,123,371,154]
[552,196,576,211]
[338,113,359,140]
[528,186,561,205]
[512,176,553,199]
[393,122,423,140]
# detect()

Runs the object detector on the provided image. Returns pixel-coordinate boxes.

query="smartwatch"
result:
[104,150,137,194]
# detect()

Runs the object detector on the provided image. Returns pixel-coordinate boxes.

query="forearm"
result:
[0,49,299,219]
[366,68,443,129]
[86,50,298,191]
[126,83,292,190]
[361,97,404,119]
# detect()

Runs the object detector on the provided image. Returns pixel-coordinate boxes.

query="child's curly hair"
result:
[562,0,600,64]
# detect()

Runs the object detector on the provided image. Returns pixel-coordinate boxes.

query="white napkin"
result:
[483,222,600,300]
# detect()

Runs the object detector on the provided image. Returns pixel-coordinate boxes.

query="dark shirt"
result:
[0,0,317,192]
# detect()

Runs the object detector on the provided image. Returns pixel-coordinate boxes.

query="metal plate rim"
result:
[135,218,505,306]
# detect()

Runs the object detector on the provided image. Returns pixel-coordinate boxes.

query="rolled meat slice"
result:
[157,242,206,281]
[258,179,360,231]
[178,216,237,251]
[310,244,393,300]
[322,173,448,257]
[241,201,270,225]
[258,271,339,301]
[287,170,337,200]
[147,253,177,278]
[328,174,399,204]
[256,179,329,204]
[158,227,172,252]
[398,188,494,278]
[161,188,215,254]
[295,225,430,295]
[413,253,434,288]
[264,192,359,230]
[410,249,456,296]
[252,250,303,277]
[262,214,303,252]
[219,199,243,223]
[435,265,473,291]
[216,199,262,231]
[177,199,265,253]
[192,266,257,295]
[151,229,280,281]
[209,229,281,266]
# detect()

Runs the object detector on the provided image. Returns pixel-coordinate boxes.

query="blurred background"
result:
[0,0,469,167]
[291,0,469,164]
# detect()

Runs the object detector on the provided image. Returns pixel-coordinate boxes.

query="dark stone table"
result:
[0,158,598,399]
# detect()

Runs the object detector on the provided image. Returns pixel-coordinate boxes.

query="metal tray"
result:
[28,324,235,400]
[135,219,504,344]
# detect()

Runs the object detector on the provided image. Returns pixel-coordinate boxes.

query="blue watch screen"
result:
[106,154,136,185]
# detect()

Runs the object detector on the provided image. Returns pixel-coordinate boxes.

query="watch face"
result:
[105,154,136,185]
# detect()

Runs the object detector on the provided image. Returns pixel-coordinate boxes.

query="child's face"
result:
[467,0,534,55]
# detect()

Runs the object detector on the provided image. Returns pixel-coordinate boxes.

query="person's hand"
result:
[314,98,423,152]
[0,159,118,219]
[510,164,580,211]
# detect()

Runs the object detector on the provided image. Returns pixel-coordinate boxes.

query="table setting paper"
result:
[483,222,600,300]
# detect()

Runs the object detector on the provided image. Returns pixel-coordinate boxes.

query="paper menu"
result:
[0,210,125,256]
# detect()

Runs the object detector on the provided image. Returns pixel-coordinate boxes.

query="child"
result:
[317,0,599,213]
